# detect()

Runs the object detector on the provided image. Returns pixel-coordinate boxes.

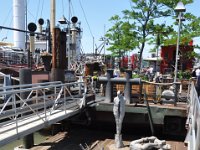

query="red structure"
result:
[160,45,194,74]
[120,54,138,70]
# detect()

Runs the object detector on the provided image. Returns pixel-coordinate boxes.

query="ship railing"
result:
[185,82,200,150]
[0,81,86,138]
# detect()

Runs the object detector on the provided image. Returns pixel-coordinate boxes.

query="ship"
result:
[0,1,199,150]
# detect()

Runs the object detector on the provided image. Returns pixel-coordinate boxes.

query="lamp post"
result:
[174,1,186,83]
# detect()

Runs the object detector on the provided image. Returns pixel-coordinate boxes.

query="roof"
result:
[143,57,162,61]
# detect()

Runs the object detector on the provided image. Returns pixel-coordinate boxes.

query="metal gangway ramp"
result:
[0,81,88,146]
[185,82,200,150]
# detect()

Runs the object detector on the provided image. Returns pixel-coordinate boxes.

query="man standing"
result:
[195,67,200,77]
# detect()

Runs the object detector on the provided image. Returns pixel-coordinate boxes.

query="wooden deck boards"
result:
[92,139,187,150]
[30,135,187,150]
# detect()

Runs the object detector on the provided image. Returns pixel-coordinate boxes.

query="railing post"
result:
[19,68,34,149]
[64,85,67,114]
[124,70,132,104]
[195,112,200,150]
[105,69,113,103]
[43,90,47,120]
[13,94,18,135]
[174,82,179,106]
[78,76,83,96]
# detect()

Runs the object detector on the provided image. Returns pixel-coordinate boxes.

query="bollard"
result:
[105,69,113,103]
[124,70,132,104]
[98,69,141,103]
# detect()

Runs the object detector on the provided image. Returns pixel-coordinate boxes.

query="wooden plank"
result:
[92,139,187,150]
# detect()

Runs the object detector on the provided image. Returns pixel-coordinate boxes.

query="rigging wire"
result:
[26,0,37,23]
[0,5,12,40]
[2,7,12,27]
[5,16,13,40]
[78,0,94,39]
[70,1,75,17]
[40,0,44,17]
[62,0,65,15]
[80,42,85,54]
[27,9,36,22]
[35,0,41,23]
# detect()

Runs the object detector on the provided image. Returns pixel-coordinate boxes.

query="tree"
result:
[106,15,137,57]
[106,0,196,72]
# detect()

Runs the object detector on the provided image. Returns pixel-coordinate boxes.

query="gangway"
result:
[0,81,91,146]
[185,82,200,150]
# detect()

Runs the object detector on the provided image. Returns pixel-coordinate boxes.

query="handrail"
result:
[0,80,87,143]
[185,82,200,150]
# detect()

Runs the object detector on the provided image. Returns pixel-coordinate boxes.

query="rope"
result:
[35,0,41,23]
[142,80,179,86]
[62,0,65,16]
[70,1,75,17]
[5,16,13,42]
[78,0,94,39]
[2,7,12,27]
[40,0,44,17]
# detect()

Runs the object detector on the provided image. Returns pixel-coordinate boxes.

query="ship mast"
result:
[50,0,56,35]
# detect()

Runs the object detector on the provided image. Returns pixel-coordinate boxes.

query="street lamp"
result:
[174,1,186,83]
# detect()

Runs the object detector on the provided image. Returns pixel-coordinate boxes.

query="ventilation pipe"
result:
[70,16,78,59]
[13,0,25,50]
[38,18,44,33]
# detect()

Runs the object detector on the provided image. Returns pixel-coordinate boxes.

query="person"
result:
[192,68,197,78]
[149,66,154,74]
[196,74,200,97]
[195,67,200,77]
[146,66,154,81]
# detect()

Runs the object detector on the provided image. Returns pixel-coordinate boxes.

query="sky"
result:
[0,0,200,58]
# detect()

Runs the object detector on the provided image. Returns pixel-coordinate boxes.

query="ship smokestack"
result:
[13,0,25,51]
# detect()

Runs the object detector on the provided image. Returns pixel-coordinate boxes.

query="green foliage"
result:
[177,70,191,80]
[132,73,148,81]
[105,0,200,71]
[132,73,140,78]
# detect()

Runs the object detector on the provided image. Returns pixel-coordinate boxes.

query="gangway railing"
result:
[0,81,87,146]
[185,82,200,150]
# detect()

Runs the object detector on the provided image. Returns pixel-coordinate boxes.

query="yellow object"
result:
[0,42,14,46]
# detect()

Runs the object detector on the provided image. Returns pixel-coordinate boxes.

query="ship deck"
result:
[30,130,187,150]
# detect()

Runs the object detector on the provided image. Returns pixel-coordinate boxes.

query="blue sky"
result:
[0,0,200,57]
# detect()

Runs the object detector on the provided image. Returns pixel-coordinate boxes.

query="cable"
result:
[5,16,13,42]
[0,5,12,40]
[40,0,44,17]
[35,0,41,23]
[62,0,64,15]
[78,0,94,39]
[26,0,36,22]
[70,0,75,17]
[27,9,36,21]
[2,7,12,26]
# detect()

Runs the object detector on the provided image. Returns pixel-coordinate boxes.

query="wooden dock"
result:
[29,132,187,150]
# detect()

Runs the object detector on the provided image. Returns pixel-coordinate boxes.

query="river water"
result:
[0,131,51,150]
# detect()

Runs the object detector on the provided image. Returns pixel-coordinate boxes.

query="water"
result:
[0,131,50,150]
